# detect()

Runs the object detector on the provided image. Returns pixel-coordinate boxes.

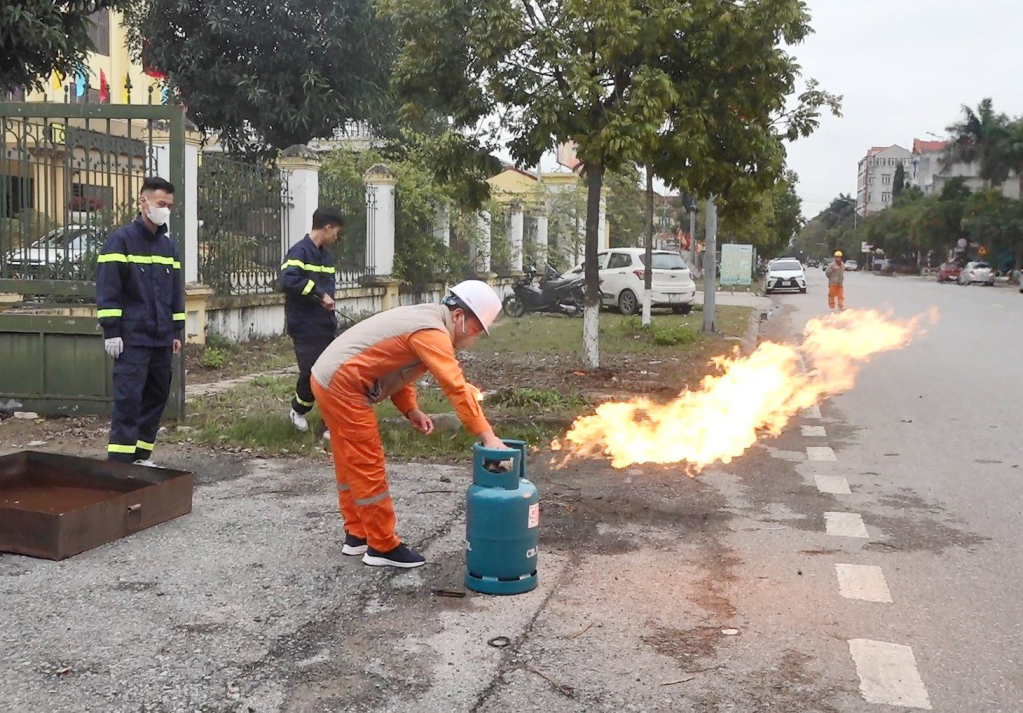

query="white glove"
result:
[105,337,124,359]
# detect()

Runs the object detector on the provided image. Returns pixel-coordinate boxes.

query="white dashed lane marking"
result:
[807,446,837,461]
[801,425,827,437]
[815,475,851,494]
[825,512,870,538]
[802,404,822,419]
[835,564,893,603]
[848,639,932,709]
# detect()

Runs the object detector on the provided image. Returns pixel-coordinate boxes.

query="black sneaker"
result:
[341,533,368,556]
[362,543,426,569]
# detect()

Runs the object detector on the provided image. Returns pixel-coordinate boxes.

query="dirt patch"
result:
[644,625,730,672]
[691,650,848,712]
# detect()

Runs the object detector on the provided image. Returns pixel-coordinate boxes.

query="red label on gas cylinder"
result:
[528,503,539,528]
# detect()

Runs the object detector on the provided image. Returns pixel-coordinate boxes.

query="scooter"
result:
[502,264,585,317]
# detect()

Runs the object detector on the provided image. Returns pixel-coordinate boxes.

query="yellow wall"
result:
[25,11,158,105]
[487,168,540,205]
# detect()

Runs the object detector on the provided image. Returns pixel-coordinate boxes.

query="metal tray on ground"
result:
[0,451,193,560]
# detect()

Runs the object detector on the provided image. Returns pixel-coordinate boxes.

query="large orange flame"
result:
[553,309,929,472]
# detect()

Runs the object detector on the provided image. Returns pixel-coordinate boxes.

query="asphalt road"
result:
[2,268,1021,711]
[762,268,1023,711]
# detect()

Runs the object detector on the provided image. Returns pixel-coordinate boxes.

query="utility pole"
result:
[689,205,697,270]
[643,166,654,326]
[702,196,718,334]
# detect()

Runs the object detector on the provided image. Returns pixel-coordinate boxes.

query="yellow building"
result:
[24,9,159,105]
[486,166,609,251]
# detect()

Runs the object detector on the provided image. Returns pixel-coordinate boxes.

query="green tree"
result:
[893,163,906,199]
[384,0,838,366]
[604,165,645,248]
[124,0,392,152]
[962,189,1023,269]
[1,1,130,91]
[944,98,1012,188]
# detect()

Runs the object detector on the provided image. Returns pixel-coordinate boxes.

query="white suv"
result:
[562,248,697,315]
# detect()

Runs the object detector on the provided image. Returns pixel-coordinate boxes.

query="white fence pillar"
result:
[433,205,451,248]
[279,145,321,251]
[364,163,397,277]
[152,130,201,284]
[536,214,549,265]
[474,210,492,274]
[508,201,524,272]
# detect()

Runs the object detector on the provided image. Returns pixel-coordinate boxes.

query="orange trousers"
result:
[311,377,401,552]
[828,284,845,310]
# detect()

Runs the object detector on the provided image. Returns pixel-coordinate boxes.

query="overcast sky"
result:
[787,0,1023,217]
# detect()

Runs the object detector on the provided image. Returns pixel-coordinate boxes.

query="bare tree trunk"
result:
[643,166,654,327]
[583,163,605,368]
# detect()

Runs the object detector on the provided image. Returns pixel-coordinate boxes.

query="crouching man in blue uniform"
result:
[96,177,184,466]
[280,207,344,440]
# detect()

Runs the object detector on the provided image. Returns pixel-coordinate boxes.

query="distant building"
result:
[911,138,1020,199]
[855,145,912,216]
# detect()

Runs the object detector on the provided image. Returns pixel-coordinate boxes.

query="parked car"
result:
[844,260,858,271]
[937,262,962,283]
[763,258,806,294]
[562,248,697,315]
[4,224,107,277]
[958,261,994,286]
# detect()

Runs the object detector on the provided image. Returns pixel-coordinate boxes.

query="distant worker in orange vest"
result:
[825,250,845,311]
[310,280,508,568]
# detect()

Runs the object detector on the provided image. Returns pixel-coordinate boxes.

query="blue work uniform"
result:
[281,235,337,415]
[96,216,185,463]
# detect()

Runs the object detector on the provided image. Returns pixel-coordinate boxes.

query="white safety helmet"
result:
[446,280,502,335]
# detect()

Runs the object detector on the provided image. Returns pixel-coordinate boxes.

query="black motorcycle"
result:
[502,264,585,317]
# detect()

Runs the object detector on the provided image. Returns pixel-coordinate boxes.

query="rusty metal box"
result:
[0,451,193,560]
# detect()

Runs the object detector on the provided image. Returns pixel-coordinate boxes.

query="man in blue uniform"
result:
[96,177,184,465]
[280,208,344,438]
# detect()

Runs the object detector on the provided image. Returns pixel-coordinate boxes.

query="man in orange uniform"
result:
[311,280,508,568]
[825,250,845,311]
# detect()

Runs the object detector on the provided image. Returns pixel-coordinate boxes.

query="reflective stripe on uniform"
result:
[108,443,136,454]
[98,253,181,269]
[172,312,186,321]
[354,491,390,507]
[337,483,351,492]
[301,279,315,296]
[281,259,336,274]
[136,440,155,451]
[97,308,122,318]
[294,393,314,407]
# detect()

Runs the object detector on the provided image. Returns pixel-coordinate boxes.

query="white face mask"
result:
[143,198,171,226]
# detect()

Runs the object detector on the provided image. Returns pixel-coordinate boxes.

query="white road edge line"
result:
[848,639,932,709]
[825,512,870,538]
[807,446,837,462]
[815,475,851,495]
[835,563,893,603]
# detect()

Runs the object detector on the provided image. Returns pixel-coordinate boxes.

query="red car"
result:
[938,263,962,283]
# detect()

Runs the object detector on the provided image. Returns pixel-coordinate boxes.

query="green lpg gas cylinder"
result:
[465,440,539,595]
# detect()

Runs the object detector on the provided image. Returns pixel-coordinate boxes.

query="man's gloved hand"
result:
[104,337,124,359]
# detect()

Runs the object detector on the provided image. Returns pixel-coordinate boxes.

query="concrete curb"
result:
[740,307,769,355]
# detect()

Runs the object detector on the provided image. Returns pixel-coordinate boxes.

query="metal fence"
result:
[320,172,375,288]
[196,153,288,295]
[1,110,162,288]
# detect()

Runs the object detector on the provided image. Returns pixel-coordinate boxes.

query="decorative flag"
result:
[161,86,170,105]
[123,74,131,104]
[74,70,86,99]
[99,70,109,103]
[51,70,63,91]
